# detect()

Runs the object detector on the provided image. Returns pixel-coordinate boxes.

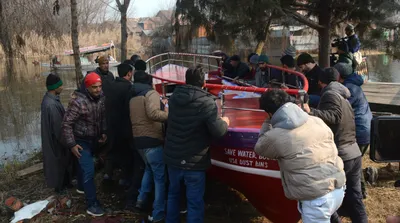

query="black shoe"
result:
[87,205,105,217]
[362,191,368,199]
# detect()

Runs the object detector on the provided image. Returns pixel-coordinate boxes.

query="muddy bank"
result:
[1,156,399,223]
[0,166,268,223]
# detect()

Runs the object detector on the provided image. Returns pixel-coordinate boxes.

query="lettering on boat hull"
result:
[212,147,279,171]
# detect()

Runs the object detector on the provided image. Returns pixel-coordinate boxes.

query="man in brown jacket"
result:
[255,89,346,223]
[129,71,168,223]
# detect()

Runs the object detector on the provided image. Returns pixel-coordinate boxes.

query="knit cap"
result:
[283,45,297,58]
[258,55,269,63]
[334,62,353,79]
[249,54,259,64]
[46,73,63,91]
[84,72,102,88]
[97,56,109,64]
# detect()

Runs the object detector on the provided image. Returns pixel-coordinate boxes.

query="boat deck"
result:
[151,64,267,129]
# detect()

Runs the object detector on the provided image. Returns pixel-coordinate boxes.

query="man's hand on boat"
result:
[71,144,83,158]
[221,116,230,126]
[302,103,311,113]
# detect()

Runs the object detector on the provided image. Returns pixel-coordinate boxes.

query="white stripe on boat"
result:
[211,159,281,179]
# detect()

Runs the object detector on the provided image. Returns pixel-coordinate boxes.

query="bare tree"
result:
[78,0,111,29]
[116,0,132,61]
[71,0,82,88]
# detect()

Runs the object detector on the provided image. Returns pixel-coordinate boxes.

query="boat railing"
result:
[146,52,309,114]
[146,52,222,75]
[146,52,309,93]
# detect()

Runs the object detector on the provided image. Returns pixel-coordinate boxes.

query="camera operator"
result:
[345,24,361,54]
[346,24,362,65]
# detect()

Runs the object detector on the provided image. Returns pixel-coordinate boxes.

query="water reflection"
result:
[0,58,116,164]
[0,55,399,163]
[367,55,400,83]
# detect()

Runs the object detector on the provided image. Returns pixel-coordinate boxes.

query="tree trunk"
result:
[120,10,128,61]
[0,1,15,74]
[317,0,332,68]
[116,0,130,61]
[71,0,82,88]
[255,16,273,55]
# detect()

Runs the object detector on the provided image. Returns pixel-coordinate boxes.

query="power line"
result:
[98,0,119,12]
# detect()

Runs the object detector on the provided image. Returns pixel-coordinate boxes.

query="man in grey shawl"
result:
[41,73,71,194]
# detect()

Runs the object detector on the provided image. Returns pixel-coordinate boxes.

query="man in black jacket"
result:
[103,63,134,187]
[297,53,324,108]
[164,67,229,223]
[303,68,368,223]
[224,55,250,79]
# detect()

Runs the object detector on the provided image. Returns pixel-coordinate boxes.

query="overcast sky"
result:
[130,0,175,18]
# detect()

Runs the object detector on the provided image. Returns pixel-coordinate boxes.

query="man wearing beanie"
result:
[129,70,168,222]
[41,74,71,194]
[272,55,304,89]
[336,62,372,199]
[245,54,259,80]
[303,68,368,223]
[296,53,324,107]
[94,55,114,81]
[134,59,147,71]
[255,54,271,87]
[62,72,107,217]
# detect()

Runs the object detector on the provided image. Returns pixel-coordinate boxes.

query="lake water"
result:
[0,54,399,163]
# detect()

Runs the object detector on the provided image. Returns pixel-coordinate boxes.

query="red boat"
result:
[147,52,309,223]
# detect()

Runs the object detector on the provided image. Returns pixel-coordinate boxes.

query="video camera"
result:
[330,37,349,65]
[331,37,348,48]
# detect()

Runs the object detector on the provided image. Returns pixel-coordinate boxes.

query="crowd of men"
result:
[41,24,374,223]
[41,54,229,222]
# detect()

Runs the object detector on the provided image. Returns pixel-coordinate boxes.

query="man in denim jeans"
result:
[255,89,346,223]
[62,72,107,216]
[164,67,229,223]
[129,71,168,223]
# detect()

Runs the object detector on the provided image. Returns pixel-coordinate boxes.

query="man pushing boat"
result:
[255,89,346,223]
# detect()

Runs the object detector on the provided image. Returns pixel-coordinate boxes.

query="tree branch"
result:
[283,8,324,30]
[116,0,122,7]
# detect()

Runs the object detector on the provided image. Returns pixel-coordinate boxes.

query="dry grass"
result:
[354,157,400,223]
[361,50,387,56]
[3,28,144,59]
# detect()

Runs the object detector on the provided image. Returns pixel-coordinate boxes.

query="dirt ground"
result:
[0,156,399,223]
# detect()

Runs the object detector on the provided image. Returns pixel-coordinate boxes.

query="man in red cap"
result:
[62,72,107,217]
